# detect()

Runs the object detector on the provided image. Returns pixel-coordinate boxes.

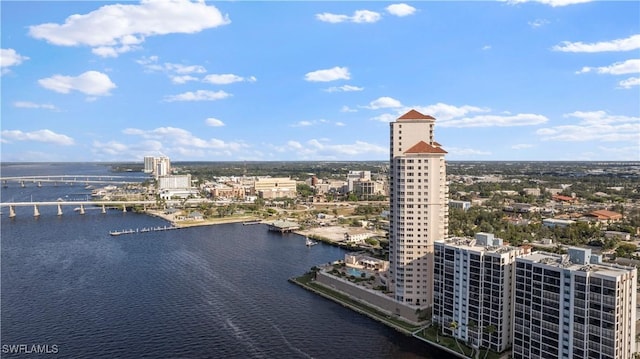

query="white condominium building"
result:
[513,248,637,359]
[433,233,525,353]
[388,109,448,308]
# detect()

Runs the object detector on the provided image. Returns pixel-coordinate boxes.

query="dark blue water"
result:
[1,163,444,358]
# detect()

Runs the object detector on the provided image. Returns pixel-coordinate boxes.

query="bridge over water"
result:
[1,175,149,187]
[0,199,208,218]
[0,200,173,218]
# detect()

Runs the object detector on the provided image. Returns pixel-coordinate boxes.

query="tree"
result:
[449,321,464,354]
[483,324,497,359]
[467,320,480,359]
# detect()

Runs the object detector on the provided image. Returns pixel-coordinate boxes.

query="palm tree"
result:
[449,320,464,354]
[483,324,497,359]
[467,320,479,359]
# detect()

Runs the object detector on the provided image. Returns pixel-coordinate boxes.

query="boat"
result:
[243,220,262,225]
[305,237,318,246]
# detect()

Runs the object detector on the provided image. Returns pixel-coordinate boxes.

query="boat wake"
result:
[272,324,314,359]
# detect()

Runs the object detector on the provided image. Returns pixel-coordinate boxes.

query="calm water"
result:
[1,163,446,358]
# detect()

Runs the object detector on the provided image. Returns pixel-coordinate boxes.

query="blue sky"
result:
[1,0,639,162]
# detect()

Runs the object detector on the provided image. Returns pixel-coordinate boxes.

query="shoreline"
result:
[145,209,262,228]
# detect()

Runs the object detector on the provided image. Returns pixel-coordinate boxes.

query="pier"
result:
[110,225,180,236]
[267,220,300,233]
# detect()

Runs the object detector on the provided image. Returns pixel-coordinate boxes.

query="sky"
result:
[1,0,639,162]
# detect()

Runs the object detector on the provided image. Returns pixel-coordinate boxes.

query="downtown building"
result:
[433,233,525,353]
[388,109,448,308]
[513,248,637,359]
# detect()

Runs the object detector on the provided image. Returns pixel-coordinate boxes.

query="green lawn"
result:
[414,325,503,359]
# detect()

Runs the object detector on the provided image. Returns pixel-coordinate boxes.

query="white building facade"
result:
[513,248,637,359]
[433,233,524,353]
[388,109,448,308]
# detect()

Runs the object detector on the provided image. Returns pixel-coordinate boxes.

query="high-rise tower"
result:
[389,109,448,308]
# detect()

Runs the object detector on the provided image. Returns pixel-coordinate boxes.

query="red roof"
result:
[404,141,447,154]
[588,210,622,220]
[398,109,435,121]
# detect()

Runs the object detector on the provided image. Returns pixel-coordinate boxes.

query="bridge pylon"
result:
[79,204,85,215]
[101,205,106,214]
[33,205,40,217]
[9,205,16,218]
[57,204,63,216]
[122,205,127,213]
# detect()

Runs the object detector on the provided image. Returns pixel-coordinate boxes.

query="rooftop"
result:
[404,141,447,154]
[397,109,435,121]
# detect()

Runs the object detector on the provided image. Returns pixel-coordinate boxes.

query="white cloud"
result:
[324,85,363,92]
[370,113,398,123]
[277,139,387,159]
[291,121,314,127]
[341,105,357,113]
[316,10,381,24]
[14,101,58,110]
[0,48,29,73]
[315,13,350,24]
[482,45,492,51]
[553,34,640,53]
[536,111,640,142]
[335,122,346,127]
[412,103,489,121]
[202,74,257,85]
[505,0,593,7]
[167,63,207,74]
[38,70,116,96]
[29,0,230,57]
[367,96,402,109]
[1,129,74,145]
[446,147,492,156]
[577,59,640,75]
[164,90,231,102]
[123,126,246,153]
[528,19,549,28]
[438,113,549,128]
[512,144,534,150]
[294,119,328,126]
[386,4,416,17]
[619,77,640,89]
[138,57,207,74]
[170,75,198,84]
[205,118,225,127]
[305,66,350,82]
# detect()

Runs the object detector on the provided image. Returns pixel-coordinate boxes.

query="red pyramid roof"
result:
[398,109,435,121]
[404,141,447,154]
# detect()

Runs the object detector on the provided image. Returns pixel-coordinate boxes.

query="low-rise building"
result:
[450,200,471,211]
[543,218,576,228]
[345,252,389,271]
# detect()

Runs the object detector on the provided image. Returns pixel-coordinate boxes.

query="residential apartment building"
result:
[513,248,637,359]
[388,109,448,308]
[143,155,171,177]
[433,233,525,353]
[143,156,155,174]
[158,174,191,190]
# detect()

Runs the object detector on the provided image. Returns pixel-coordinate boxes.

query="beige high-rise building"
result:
[389,109,448,308]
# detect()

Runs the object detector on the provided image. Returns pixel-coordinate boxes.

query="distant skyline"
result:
[1,0,639,162]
